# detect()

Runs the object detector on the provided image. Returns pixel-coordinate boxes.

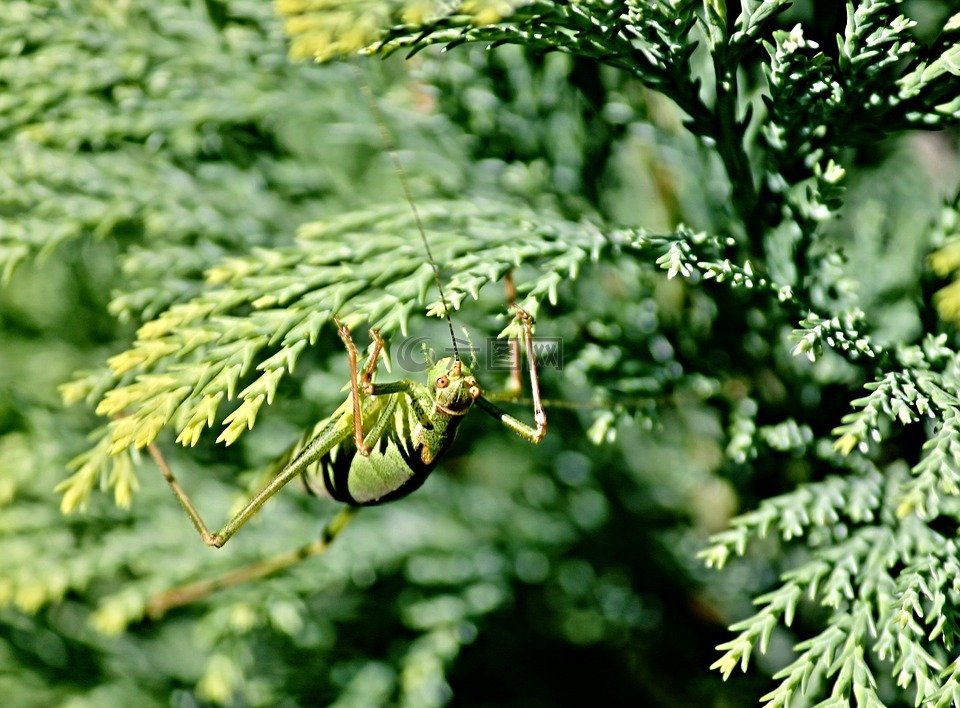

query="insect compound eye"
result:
[435,375,449,389]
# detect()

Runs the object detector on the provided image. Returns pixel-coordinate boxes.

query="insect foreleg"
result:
[513,306,547,440]
[360,327,387,391]
[335,317,394,456]
[335,317,376,456]
[475,397,546,444]
[475,306,547,444]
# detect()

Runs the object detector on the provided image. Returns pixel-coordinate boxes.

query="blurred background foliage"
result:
[1,0,959,706]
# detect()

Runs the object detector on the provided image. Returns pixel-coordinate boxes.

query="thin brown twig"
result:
[145,507,357,620]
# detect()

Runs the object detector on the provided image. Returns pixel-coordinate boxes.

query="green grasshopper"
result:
[147,69,548,556]
[146,304,546,616]
[151,308,547,550]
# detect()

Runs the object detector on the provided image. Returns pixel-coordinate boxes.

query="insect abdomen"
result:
[330,433,433,505]
[314,396,454,505]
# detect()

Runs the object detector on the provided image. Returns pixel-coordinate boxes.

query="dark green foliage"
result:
[3,0,960,705]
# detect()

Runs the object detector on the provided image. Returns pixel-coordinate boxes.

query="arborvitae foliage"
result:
[2,0,960,705]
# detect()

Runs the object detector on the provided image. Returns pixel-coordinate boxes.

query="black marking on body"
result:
[318,428,436,505]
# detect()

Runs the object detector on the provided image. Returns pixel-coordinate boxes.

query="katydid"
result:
[145,303,547,616]
[152,308,547,550]
[148,67,548,553]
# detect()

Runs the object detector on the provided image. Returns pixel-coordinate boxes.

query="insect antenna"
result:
[459,325,480,370]
[353,64,461,363]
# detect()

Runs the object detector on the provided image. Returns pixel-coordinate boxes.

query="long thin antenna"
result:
[353,64,460,362]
